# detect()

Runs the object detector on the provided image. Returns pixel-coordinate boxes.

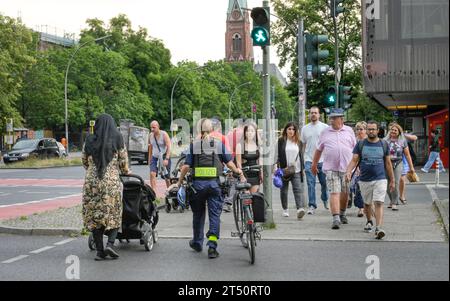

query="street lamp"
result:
[64,35,111,154]
[170,65,207,138]
[228,81,252,120]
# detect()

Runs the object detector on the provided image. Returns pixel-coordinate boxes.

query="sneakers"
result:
[297,208,306,219]
[364,221,374,232]
[189,240,202,252]
[323,202,329,210]
[208,247,219,259]
[223,204,232,213]
[282,209,289,217]
[331,219,341,230]
[94,251,107,261]
[421,168,429,173]
[375,228,386,240]
[104,244,119,259]
[340,215,348,224]
[307,206,315,215]
[391,204,399,211]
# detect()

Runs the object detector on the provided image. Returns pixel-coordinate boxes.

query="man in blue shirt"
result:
[346,121,395,239]
[175,118,245,259]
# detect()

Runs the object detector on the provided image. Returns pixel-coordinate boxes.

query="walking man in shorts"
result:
[346,121,395,239]
[312,108,356,229]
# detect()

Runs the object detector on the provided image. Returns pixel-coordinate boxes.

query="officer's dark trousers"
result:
[190,180,224,249]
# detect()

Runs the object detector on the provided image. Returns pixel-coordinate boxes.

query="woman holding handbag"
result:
[384,123,416,211]
[276,122,305,219]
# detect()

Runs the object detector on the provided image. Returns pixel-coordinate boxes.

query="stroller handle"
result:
[120,174,145,185]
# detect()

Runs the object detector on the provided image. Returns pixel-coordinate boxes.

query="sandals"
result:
[399,198,407,205]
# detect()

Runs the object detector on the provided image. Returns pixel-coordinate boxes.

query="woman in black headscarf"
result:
[82,113,131,261]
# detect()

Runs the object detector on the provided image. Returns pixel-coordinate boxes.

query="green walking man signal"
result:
[250,7,270,47]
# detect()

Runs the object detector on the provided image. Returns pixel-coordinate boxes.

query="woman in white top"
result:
[276,122,305,219]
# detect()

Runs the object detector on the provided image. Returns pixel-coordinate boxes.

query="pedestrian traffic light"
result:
[325,86,337,106]
[251,7,270,47]
[339,85,353,105]
[330,0,345,18]
[305,33,330,80]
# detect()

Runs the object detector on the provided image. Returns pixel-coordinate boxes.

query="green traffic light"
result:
[328,95,336,104]
[251,27,269,46]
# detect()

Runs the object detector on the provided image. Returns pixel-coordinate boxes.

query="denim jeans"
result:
[190,180,223,249]
[422,151,445,172]
[304,161,328,209]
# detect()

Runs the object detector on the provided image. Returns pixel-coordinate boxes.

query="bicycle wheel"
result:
[233,196,247,248]
[246,212,256,264]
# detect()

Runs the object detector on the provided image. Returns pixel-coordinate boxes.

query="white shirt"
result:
[300,121,328,163]
[285,140,301,173]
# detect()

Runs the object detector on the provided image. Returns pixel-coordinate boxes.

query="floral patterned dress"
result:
[82,147,130,231]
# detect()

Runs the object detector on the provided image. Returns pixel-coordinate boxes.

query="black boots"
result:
[92,227,120,260]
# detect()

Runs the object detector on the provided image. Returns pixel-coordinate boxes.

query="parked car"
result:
[56,142,68,158]
[2,138,60,164]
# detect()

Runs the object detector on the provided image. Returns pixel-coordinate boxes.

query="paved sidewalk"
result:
[1,182,447,242]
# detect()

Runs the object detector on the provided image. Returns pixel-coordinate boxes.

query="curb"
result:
[0,165,82,170]
[433,199,449,238]
[0,225,81,236]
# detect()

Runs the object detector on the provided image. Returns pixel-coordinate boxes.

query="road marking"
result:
[30,246,55,254]
[0,193,81,208]
[54,238,77,246]
[26,192,49,194]
[2,255,29,264]
[426,185,439,201]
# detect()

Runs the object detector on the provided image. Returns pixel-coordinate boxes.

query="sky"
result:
[0,0,290,79]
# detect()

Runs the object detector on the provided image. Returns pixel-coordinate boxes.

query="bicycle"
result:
[230,165,263,264]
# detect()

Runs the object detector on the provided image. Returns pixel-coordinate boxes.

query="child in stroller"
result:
[88,174,159,252]
[165,177,190,213]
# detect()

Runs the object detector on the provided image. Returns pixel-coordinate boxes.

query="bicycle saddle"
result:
[235,182,251,190]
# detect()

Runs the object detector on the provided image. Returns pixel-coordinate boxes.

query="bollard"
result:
[435,158,440,187]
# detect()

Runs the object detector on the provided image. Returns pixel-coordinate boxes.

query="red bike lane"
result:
[0,179,167,220]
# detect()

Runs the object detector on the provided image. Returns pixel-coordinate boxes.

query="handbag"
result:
[406,171,419,183]
[282,153,299,181]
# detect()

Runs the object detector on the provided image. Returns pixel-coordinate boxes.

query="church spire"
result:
[227,0,248,15]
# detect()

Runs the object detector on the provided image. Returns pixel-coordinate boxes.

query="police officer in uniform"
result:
[176,119,245,259]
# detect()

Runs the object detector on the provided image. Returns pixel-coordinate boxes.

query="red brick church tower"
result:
[225,0,254,62]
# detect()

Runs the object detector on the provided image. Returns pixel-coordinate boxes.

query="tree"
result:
[271,0,387,121]
[0,14,36,130]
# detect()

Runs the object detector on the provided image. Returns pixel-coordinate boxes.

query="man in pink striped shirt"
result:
[312,108,356,229]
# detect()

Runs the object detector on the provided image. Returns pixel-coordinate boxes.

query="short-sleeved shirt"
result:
[384,137,408,162]
[184,138,232,167]
[300,121,328,163]
[316,125,356,173]
[353,139,389,182]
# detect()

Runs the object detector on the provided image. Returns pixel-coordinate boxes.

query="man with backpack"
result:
[346,121,395,240]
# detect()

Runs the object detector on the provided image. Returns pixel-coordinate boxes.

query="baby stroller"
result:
[88,174,159,252]
[165,177,190,213]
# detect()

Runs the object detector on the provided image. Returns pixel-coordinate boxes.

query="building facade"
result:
[361,0,449,164]
[225,0,254,62]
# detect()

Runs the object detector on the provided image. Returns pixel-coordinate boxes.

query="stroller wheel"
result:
[144,231,154,251]
[88,233,96,251]
[152,230,158,243]
[165,203,171,213]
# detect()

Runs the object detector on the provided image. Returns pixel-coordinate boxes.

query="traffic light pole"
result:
[262,0,273,226]
[333,14,340,108]
[297,19,306,131]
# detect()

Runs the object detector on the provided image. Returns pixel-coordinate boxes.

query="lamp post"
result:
[170,65,206,138]
[64,35,111,154]
[228,81,252,120]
